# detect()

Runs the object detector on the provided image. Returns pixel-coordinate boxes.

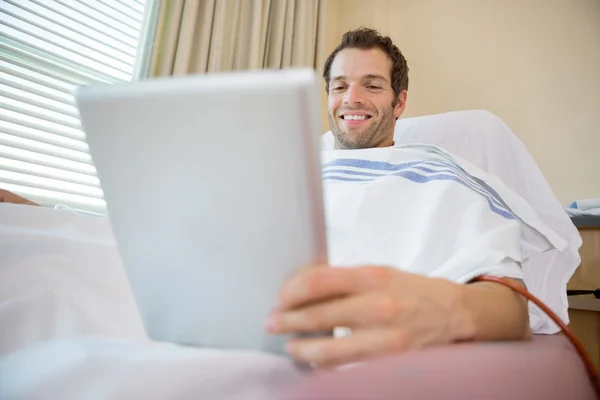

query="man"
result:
[1,28,543,369]
[263,28,536,368]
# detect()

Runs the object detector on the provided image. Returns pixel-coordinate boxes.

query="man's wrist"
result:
[448,282,477,342]
[449,279,531,343]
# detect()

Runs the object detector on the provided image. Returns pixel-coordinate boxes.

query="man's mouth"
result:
[339,113,372,121]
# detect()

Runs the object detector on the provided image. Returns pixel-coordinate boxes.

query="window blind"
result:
[0,0,149,214]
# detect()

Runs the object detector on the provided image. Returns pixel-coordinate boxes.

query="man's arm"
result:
[266,266,531,367]
[452,279,531,343]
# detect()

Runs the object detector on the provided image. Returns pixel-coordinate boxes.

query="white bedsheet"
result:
[0,203,299,400]
[0,338,299,400]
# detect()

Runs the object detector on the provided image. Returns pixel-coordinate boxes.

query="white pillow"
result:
[321,109,582,334]
[0,203,148,357]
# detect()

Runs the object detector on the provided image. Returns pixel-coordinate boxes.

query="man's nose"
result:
[343,84,364,105]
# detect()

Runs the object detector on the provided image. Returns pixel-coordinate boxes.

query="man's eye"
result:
[367,85,381,90]
[332,86,345,91]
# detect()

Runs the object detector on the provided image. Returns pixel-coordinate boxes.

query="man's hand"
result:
[0,189,39,206]
[265,265,530,368]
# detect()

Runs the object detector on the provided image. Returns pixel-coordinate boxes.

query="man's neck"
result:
[333,139,395,150]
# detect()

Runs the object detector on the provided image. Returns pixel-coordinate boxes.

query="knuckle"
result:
[372,295,400,324]
[304,269,324,297]
[280,269,323,306]
[295,340,328,364]
[359,265,394,285]
[385,329,408,351]
[305,306,329,329]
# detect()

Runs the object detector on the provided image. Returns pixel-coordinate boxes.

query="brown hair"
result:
[323,27,409,104]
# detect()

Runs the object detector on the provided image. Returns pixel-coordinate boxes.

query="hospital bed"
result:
[0,110,596,399]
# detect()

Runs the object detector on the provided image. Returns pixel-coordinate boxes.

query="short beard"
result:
[330,105,396,149]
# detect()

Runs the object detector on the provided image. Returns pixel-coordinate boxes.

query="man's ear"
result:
[394,90,407,120]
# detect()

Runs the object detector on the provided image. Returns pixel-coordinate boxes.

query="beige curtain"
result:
[145,0,325,77]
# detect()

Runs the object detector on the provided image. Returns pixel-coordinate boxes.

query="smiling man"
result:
[264,28,564,368]
[326,30,408,150]
[0,28,560,370]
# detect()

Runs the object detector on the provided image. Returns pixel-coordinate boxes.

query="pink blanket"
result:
[280,334,596,399]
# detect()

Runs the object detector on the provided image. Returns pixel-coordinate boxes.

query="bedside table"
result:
[567,216,600,371]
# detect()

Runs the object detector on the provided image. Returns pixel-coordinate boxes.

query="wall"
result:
[319,0,600,204]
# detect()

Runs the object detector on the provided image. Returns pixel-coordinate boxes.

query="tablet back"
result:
[75,68,328,353]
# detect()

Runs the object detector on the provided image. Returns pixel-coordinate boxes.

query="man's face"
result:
[327,48,407,149]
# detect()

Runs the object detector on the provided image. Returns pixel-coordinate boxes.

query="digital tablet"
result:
[74,68,328,354]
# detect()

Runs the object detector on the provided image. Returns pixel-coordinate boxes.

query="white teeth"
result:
[344,115,367,120]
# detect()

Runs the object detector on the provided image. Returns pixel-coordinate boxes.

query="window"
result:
[0,0,154,214]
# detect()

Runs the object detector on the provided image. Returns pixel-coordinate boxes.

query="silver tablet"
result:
[75,68,328,354]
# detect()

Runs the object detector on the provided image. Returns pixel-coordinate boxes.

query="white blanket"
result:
[322,144,566,284]
[0,204,299,400]
[0,338,299,400]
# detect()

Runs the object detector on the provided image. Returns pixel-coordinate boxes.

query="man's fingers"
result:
[285,328,407,368]
[267,292,401,334]
[277,265,394,310]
